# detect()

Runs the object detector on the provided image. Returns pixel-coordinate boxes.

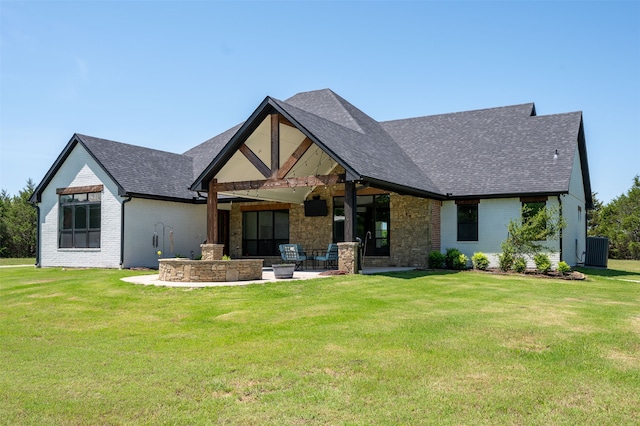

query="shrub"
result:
[452,253,469,270]
[534,253,552,274]
[428,251,446,269]
[471,252,490,270]
[497,250,514,272]
[445,248,462,269]
[557,261,571,275]
[513,257,527,273]
[222,255,232,261]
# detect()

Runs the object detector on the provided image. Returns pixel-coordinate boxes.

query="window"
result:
[59,192,101,248]
[457,202,478,241]
[242,210,289,256]
[522,201,546,223]
[521,198,547,239]
[333,194,390,256]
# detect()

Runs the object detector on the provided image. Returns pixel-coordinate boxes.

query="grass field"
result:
[0,258,35,266]
[1,262,638,425]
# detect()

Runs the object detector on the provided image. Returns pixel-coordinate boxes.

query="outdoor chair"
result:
[315,243,338,269]
[278,244,311,270]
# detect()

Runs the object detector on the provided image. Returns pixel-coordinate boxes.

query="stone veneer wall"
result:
[158,258,263,282]
[227,181,439,269]
[228,185,339,265]
[389,195,441,268]
[338,242,359,274]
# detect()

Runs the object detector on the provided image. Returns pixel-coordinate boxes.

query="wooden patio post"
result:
[207,179,218,244]
[344,180,356,242]
[341,180,359,274]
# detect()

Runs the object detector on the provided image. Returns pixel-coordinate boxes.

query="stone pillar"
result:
[201,244,224,261]
[338,242,359,274]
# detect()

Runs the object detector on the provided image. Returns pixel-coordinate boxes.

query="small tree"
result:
[500,205,565,266]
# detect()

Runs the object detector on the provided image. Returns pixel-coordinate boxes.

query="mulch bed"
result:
[479,268,586,280]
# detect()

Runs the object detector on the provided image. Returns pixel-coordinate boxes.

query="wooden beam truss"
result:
[237,127,317,180]
[211,174,345,193]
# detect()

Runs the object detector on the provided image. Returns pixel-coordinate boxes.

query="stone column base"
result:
[338,242,360,275]
[201,244,224,261]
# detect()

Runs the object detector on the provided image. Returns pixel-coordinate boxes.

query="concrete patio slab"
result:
[121,266,417,288]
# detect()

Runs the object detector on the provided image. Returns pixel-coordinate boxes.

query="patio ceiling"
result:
[213,115,340,204]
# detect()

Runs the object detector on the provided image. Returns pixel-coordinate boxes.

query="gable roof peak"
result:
[283,88,366,133]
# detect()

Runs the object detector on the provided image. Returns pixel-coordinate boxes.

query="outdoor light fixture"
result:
[553,149,559,160]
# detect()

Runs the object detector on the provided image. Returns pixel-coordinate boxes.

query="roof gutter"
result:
[444,190,569,201]
[120,195,133,269]
[31,201,41,268]
[361,176,446,200]
[557,194,563,263]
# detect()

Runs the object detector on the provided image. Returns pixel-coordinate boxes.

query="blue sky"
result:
[1,0,638,204]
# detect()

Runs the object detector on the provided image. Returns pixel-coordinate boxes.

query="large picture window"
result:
[333,194,390,256]
[457,201,478,242]
[242,209,289,256]
[59,192,101,248]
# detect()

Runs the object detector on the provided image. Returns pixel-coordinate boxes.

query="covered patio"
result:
[190,95,442,274]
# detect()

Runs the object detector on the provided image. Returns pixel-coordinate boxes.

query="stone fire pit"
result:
[158,244,263,282]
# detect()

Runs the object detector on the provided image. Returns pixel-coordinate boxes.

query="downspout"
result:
[120,196,133,269]
[557,195,563,263]
[32,202,41,268]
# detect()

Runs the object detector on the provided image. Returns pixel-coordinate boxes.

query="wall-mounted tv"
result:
[304,199,328,217]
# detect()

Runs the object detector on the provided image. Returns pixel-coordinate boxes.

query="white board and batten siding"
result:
[38,144,122,268]
[440,197,561,268]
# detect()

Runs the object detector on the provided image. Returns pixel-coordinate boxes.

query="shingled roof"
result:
[381,104,588,199]
[31,134,199,202]
[32,89,591,207]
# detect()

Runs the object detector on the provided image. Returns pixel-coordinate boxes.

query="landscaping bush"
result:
[534,253,552,274]
[513,257,527,273]
[445,248,462,269]
[498,250,514,272]
[557,261,571,275]
[453,253,469,270]
[471,252,490,270]
[428,251,446,269]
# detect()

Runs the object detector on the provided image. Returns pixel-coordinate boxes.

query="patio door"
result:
[333,194,390,256]
[218,210,230,256]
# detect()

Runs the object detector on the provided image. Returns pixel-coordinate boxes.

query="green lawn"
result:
[0,258,35,266]
[1,264,638,425]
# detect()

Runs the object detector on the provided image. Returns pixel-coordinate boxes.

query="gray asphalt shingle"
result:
[35,89,587,203]
[77,134,197,200]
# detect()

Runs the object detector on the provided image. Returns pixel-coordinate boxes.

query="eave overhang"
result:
[29,134,127,203]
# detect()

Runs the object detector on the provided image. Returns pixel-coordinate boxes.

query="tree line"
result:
[1,177,638,260]
[588,175,640,260]
[0,179,37,258]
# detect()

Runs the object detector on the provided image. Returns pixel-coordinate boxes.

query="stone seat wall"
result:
[158,258,263,282]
